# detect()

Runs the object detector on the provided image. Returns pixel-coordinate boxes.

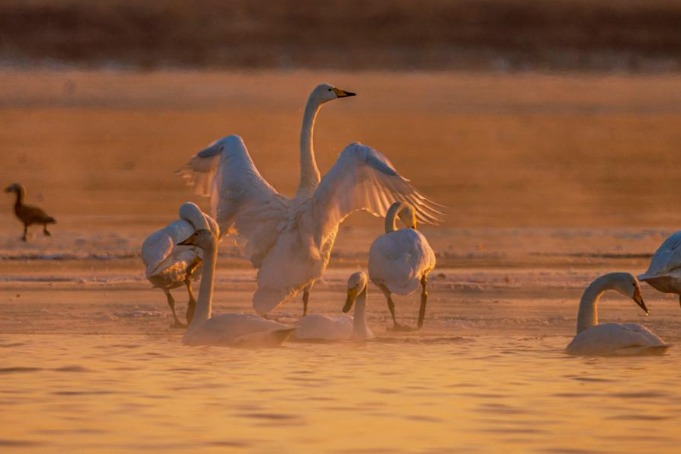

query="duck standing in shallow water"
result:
[566,272,669,356]
[4,183,56,242]
[368,201,436,331]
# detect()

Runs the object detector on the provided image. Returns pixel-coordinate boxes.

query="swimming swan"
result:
[638,231,681,308]
[566,272,668,356]
[369,202,436,331]
[177,206,295,347]
[294,271,374,341]
[141,202,218,328]
[178,86,441,317]
[4,183,56,242]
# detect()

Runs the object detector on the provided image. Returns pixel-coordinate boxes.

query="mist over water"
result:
[3,69,681,452]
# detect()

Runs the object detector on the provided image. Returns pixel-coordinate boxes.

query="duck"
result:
[4,183,56,241]
[566,272,669,356]
[178,84,440,316]
[638,231,681,308]
[176,205,295,347]
[368,201,436,331]
[141,202,218,328]
[294,271,374,341]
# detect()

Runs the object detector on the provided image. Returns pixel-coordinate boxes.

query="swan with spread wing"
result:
[179,84,441,315]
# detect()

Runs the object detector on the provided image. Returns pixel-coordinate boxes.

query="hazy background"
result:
[2,0,681,72]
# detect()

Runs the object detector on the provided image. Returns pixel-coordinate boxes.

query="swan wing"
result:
[183,313,294,347]
[309,142,442,243]
[639,231,681,280]
[179,135,290,265]
[294,314,353,340]
[566,323,668,356]
[141,219,198,276]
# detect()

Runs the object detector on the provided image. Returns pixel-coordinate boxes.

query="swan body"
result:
[369,202,436,331]
[566,272,668,356]
[294,271,374,341]
[178,84,441,316]
[141,202,217,327]
[177,207,294,347]
[4,183,56,241]
[638,231,681,307]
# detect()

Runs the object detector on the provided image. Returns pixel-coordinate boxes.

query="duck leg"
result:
[22,224,28,242]
[164,289,185,329]
[43,224,51,236]
[417,274,429,329]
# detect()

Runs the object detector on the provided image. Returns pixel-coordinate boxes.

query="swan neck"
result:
[13,188,24,207]
[576,276,613,334]
[352,288,370,338]
[190,241,217,327]
[295,97,322,198]
[384,204,401,233]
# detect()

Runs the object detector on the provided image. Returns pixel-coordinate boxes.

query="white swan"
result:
[141,202,218,328]
[368,202,436,331]
[638,231,681,307]
[294,271,374,341]
[177,206,295,347]
[566,272,668,356]
[178,86,441,316]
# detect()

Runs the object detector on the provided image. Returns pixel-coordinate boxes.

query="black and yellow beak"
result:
[633,288,649,315]
[333,87,356,98]
[343,287,357,313]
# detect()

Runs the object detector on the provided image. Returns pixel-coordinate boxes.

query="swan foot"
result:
[169,320,187,329]
[388,323,415,332]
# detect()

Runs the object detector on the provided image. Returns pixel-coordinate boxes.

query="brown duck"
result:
[4,183,56,241]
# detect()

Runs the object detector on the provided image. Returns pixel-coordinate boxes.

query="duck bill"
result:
[633,290,649,315]
[343,288,357,313]
[333,87,356,98]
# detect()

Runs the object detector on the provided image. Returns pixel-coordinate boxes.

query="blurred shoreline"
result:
[2,0,681,73]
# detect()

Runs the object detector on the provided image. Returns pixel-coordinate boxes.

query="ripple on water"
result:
[0,366,43,374]
[0,439,45,448]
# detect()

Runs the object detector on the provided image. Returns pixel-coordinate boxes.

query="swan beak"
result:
[333,87,356,98]
[633,289,649,315]
[343,287,358,313]
[177,232,198,246]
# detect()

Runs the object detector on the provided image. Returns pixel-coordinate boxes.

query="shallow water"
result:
[4,69,681,452]
[2,331,681,453]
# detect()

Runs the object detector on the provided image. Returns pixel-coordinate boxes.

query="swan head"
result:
[310,83,356,105]
[610,272,649,315]
[177,228,217,250]
[387,201,418,229]
[343,271,368,313]
[4,183,24,194]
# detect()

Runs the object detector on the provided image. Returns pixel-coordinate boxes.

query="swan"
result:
[368,201,436,331]
[638,231,681,308]
[4,183,56,241]
[566,272,669,356]
[178,86,441,317]
[176,206,295,347]
[141,202,218,328]
[294,271,374,341]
